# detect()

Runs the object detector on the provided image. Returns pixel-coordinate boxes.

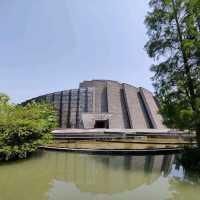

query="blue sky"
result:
[0,0,153,103]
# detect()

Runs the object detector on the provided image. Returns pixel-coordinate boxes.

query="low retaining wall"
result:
[40,146,188,155]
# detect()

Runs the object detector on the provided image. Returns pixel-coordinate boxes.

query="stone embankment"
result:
[40,129,197,154]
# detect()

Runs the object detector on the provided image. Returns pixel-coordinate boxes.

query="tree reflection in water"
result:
[166,150,200,200]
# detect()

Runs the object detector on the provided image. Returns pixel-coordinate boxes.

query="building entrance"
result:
[94,120,109,128]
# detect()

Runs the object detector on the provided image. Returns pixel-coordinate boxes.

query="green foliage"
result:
[0,95,57,161]
[179,149,200,173]
[145,0,200,138]
[0,93,9,103]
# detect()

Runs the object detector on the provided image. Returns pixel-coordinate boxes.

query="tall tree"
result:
[145,0,200,144]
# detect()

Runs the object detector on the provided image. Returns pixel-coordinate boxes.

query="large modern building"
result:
[24,80,166,129]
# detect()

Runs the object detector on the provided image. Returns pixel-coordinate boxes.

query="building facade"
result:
[24,80,166,129]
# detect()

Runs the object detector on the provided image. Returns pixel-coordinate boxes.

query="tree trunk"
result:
[171,0,196,111]
[196,129,200,148]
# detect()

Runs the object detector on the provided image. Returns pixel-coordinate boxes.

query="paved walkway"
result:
[52,128,184,135]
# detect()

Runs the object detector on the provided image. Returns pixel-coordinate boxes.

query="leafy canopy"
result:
[145,0,200,133]
[0,94,57,160]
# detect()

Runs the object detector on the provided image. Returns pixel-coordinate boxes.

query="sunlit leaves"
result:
[145,0,200,134]
[0,98,57,161]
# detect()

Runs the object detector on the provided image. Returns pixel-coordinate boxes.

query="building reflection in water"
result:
[1,151,200,200]
[49,152,175,194]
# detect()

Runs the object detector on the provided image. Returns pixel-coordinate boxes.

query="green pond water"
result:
[0,151,200,200]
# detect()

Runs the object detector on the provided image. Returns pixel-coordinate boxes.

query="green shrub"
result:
[0,94,57,161]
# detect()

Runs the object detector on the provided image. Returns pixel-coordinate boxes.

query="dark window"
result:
[94,120,109,128]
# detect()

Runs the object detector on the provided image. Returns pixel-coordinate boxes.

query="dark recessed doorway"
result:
[94,120,109,129]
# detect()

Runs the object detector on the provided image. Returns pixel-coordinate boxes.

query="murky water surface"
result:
[0,151,200,200]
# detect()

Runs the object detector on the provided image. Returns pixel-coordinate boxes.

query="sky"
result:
[0,0,154,103]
